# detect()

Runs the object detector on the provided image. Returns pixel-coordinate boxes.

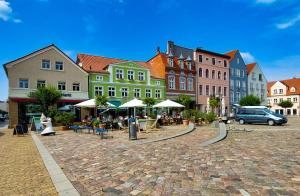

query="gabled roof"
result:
[195,48,231,59]
[246,63,256,74]
[224,50,238,62]
[77,53,165,79]
[3,44,88,76]
[267,78,300,96]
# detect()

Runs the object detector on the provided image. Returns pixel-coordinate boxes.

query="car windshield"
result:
[263,108,277,115]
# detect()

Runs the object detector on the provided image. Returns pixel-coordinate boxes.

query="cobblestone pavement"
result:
[0,126,57,196]
[40,119,300,195]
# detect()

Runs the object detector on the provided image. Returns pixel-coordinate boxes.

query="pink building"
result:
[194,48,230,114]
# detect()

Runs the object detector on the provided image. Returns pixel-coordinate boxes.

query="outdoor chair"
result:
[95,127,109,139]
[13,124,28,136]
[145,119,160,133]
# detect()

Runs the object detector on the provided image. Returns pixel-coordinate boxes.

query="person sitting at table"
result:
[82,115,88,124]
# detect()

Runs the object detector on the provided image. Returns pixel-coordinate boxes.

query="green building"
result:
[77,54,165,106]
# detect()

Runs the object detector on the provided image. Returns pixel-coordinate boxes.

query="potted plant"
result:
[205,112,217,124]
[182,109,192,125]
[55,112,75,130]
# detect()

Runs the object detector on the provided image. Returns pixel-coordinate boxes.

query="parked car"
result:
[235,106,288,126]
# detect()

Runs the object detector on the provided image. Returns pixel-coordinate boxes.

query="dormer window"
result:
[179,60,184,69]
[290,87,296,92]
[168,58,174,67]
[237,58,240,64]
[187,62,192,70]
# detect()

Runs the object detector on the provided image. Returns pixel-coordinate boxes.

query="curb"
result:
[31,134,80,196]
[138,123,196,145]
[199,122,227,147]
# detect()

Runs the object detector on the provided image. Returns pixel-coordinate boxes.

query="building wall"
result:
[247,64,267,105]
[8,99,18,128]
[89,62,165,104]
[229,52,248,105]
[194,51,230,113]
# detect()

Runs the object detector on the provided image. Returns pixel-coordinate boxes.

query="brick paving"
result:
[39,119,300,195]
[0,126,57,196]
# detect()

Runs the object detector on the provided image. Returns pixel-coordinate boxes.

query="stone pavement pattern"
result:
[40,119,300,195]
[0,127,57,195]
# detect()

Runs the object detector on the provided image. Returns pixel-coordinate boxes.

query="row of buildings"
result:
[3,41,271,127]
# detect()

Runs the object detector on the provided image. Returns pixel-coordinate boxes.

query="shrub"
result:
[206,112,217,123]
[182,109,193,120]
[55,112,75,126]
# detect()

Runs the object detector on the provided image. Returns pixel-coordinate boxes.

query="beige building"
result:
[267,78,300,116]
[3,44,89,128]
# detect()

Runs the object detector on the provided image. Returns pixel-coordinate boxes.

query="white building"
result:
[246,63,267,105]
[267,78,300,116]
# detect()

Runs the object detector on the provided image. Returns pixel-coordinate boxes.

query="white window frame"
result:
[19,79,29,89]
[108,87,116,97]
[96,75,103,81]
[127,70,134,80]
[179,77,186,90]
[55,61,64,71]
[116,69,124,79]
[155,89,161,99]
[138,72,145,81]
[187,78,193,91]
[94,86,103,96]
[72,82,80,91]
[37,80,46,88]
[57,81,66,91]
[121,87,128,97]
[168,76,175,89]
[41,59,51,70]
[134,88,141,98]
[156,81,160,86]
[146,89,152,98]
[168,58,174,67]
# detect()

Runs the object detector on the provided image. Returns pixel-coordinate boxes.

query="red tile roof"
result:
[224,50,238,62]
[246,63,256,74]
[267,78,300,96]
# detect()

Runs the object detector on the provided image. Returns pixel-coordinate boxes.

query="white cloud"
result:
[241,52,255,64]
[0,0,21,23]
[276,14,300,29]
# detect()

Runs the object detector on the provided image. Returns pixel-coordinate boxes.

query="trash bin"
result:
[129,122,137,140]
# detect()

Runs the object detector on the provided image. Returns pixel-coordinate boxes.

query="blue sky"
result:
[1,0,300,100]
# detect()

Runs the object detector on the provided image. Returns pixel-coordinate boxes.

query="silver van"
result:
[235,106,288,126]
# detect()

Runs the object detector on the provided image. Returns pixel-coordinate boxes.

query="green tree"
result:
[143,97,156,116]
[28,86,62,115]
[278,100,293,115]
[95,95,108,108]
[209,97,220,113]
[176,95,192,109]
[239,95,261,106]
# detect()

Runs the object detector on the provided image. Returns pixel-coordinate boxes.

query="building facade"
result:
[225,50,248,107]
[194,48,230,114]
[4,44,89,128]
[267,78,300,115]
[77,54,165,106]
[246,63,267,105]
[148,41,196,102]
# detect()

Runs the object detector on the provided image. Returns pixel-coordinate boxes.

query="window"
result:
[279,98,283,103]
[199,85,203,95]
[293,97,298,103]
[224,60,227,67]
[168,76,175,89]
[290,87,296,92]
[274,99,278,103]
[218,86,222,95]
[108,87,116,97]
[134,88,141,98]
[199,55,203,63]
[146,89,152,98]
[55,61,63,71]
[230,68,234,76]
[212,58,216,65]
[206,85,209,96]
[230,79,234,88]
[231,92,234,102]
[116,69,124,79]
[237,58,240,64]
[259,74,263,81]
[224,87,227,96]
[279,89,283,94]
[236,92,240,102]
[41,59,50,69]
[57,82,66,91]
[224,72,227,80]
[273,89,277,94]
[241,70,244,78]
[236,80,240,88]
[128,70,134,80]
[252,73,256,80]
[212,70,215,79]
[19,79,28,88]
[96,75,103,81]
[205,69,209,78]
[72,83,80,91]
[168,58,174,67]
[155,89,161,98]
[287,98,291,102]
[121,88,128,97]
[187,62,192,70]
[138,72,144,81]
[212,86,216,96]
[95,86,103,96]
[187,78,193,91]
[156,81,160,86]
[217,71,221,80]
[37,80,45,88]
[199,68,202,77]
[180,77,186,90]
[236,69,240,77]
[179,60,184,69]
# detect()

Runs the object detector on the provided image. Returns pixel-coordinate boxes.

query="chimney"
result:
[156,47,160,54]
[78,62,83,67]
[167,40,174,55]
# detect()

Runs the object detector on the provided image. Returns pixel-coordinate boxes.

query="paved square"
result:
[39,119,300,195]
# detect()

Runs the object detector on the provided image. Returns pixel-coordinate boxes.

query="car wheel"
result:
[268,119,275,126]
[239,119,245,125]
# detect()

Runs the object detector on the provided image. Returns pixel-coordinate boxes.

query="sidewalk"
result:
[0,127,57,195]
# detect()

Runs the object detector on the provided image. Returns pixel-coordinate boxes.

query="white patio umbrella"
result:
[153,99,185,108]
[119,98,146,121]
[74,99,116,108]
